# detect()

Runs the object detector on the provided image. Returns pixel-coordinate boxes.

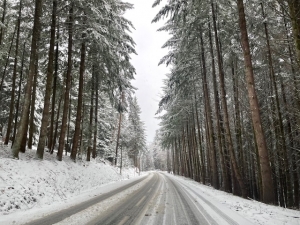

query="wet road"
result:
[26,172,252,225]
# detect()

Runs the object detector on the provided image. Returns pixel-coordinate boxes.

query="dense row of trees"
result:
[0,0,146,166]
[153,0,300,208]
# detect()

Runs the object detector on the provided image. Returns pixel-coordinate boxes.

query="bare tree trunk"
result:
[287,0,300,65]
[0,0,7,46]
[187,124,193,179]
[115,111,122,165]
[207,21,230,192]
[48,19,59,150]
[92,66,98,159]
[4,0,22,145]
[261,3,292,207]
[237,0,274,203]
[12,42,26,145]
[211,0,247,197]
[87,71,94,162]
[12,0,42,158]
[36,0,57,158]
[231,60,244,179]
[50,93,62,154]
[28,56,38,149]
[70,20,86,162]
[280,77,299,208]
[195,101,205,184]
[0,25,16,91]
[198,29,219,189]
[66,81,72,156]
[57,2,73,161]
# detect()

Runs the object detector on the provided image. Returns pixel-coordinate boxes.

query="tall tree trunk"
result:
[280,77,299,208]
[261,3,292,207]
[48,19,59,150]
[57,2,74,161]
[194,98,205,183]
[66,80,72,156]
[208,21,230,192]
[4,0,22,145]
[198,29,219,189]
[237,0,275,203]
[115,111,122,165]
[0,0,7,46]
[36,0,57,159]
[12,0,43,158]
[28,56,38,149]
[70,20,86,162]
[12,42,26,145]
[0,25,16,91]
[87,71,94,162]
[211,0,247,197]
[92,66,98,159]
[287,0,300,65]
[231,60,244,179]
[50,92,62,154]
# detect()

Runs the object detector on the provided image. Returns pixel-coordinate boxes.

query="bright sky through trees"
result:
[124,0,169,143]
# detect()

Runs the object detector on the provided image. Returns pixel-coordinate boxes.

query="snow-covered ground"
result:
[0,141,300,225]
[167,174,300,225]
[0,141,142,224]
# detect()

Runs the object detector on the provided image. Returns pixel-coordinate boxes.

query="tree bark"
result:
[36,0,57,159]
[28,56,39,149]
[207,21,230,192]
[48,19,59,151]
[87,68,94,162]
[194,99,205,184]
[4,0,22,145]
[57,2,74,161]
[50,92,62,154]
[198,29,219,189]
[12,42,26,145]
[237,0,275,203]
[92,65,98,159]
[70,19,86,162]
[287,0,300,65]
[0,25,16,91]
[0,0,7,46]
[115,111,122,165]
[211,0,247,197]
[261,2,292,207]
[12,0,43,158]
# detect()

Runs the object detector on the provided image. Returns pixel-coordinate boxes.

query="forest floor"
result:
[0,140,300,225]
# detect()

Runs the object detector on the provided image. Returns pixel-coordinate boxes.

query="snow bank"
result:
[167,173,300,225]
[0,142,138,216]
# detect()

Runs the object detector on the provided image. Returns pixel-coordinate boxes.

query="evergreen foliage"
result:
[153,0,300,208]
[0,0,145,170]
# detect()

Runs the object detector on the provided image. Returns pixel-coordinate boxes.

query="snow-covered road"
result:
[25,172,255,225]
[1,149,300,225]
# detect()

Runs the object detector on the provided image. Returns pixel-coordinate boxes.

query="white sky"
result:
[124,0,170,143]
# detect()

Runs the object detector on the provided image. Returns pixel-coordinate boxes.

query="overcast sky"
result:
[124,0,169,143]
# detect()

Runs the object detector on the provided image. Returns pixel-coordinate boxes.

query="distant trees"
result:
[127,97,147,167]
[153,0,300,208]
[110,95,147,169]
[0,0,146,169]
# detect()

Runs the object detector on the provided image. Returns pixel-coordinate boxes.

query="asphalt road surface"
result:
[26,172,251,225]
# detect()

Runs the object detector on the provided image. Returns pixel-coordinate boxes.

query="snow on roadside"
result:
[0,142,140,218]
[166,173,300,225]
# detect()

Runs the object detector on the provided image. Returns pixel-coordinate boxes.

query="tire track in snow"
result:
[24,175,148,225]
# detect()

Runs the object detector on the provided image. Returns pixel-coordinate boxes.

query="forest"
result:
[0,0,146,169]
[1,0,300,210]
[152,0,300,209]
